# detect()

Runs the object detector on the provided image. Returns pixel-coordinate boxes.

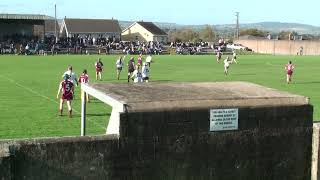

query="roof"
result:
[0,14,53,20]
[45,20,59,32]
[83,82,309,112]
[64,18,121,33]
[136,21,167,35]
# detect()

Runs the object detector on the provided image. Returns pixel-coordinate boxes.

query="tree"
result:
[239,28,267,37]
[180,28,199,42]
[167,28,200,42]
[278,31,298,40]
[168,29,181,42]
[199,25,215,42]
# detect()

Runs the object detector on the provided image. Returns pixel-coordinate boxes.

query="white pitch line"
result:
[265,62,283,67]
[0,74,107,131]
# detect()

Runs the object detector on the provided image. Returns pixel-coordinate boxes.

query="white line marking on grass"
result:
[0,74,107,131]
[266,62,282,67]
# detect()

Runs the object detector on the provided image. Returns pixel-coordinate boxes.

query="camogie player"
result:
[95,58,104,81]
[224,56,232,75]
[145,55,152,67]
[62,65,78,86]
[285,61,295,84]
[130,65,143,83]
[78,69,90,102]
[232,50,238,64]
[216,50,222,63]
[127,57,135,82]
[56,74,74,118]
[142,62,150,82]
[137,54,143,70]
[116,56,125,80]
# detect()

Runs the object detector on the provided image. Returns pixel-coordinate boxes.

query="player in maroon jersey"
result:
[137,54,143,70]
[56,74,74,117]
[216,50,222,63]
[95,58,104,81]
[78,69,90,102]
[127,57,135,82]
[285,60,295,84]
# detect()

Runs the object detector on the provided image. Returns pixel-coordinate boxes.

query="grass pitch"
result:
[0,54,318,139]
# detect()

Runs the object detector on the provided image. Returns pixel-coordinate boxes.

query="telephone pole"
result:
[235,12,240,40]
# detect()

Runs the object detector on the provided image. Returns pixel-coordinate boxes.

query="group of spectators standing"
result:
[170,41,210,55]
[0,35,165,56]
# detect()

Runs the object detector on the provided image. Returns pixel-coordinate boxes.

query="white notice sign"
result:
[210,109,238,131]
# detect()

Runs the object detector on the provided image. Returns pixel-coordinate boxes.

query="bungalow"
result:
[122,21,168,43]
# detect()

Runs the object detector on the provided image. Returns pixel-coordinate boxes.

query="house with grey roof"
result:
[60,18,122,40]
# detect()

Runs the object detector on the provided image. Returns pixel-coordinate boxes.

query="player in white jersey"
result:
[130,65,143,83]
[145,55,152,67]
[142,62,150,82]
[232,50,238,64]
[62,65,78,86]
[224,56,232,75]
[115,56,125,80]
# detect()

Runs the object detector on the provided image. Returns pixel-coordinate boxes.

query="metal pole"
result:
[81,91,87,136]
[235,12,240,40]
[55,4,57,43]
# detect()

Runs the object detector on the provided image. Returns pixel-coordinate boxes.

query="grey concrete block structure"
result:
[0,82,313,179]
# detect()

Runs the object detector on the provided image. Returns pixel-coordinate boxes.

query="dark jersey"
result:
[61,80,74,100]
[128,60,135,72]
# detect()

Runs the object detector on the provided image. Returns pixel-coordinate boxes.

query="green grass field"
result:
[0,54,319,139]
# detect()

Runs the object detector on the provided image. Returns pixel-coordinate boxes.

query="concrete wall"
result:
[235,39,320,55]
[0,105,313,179]
[312,123,320,180]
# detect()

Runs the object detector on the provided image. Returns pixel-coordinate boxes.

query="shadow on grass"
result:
[152,80,173,82]
[294,81,320,85]
[87,113,111,117]
[86,100,104,104]
[232,73,257,76]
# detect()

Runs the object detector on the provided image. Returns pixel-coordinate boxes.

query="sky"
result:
[0,0,319,26]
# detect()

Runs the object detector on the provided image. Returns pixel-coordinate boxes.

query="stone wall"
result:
[235,39,320,55]
[0,105,313,179]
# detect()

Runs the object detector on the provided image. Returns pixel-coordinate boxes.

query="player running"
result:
[142,62,150,82]
[95,58,104,81]
[224,56,232,75]
[127,57,135,82]
[78,69,90,102]
[137,54,143,70]
[285,61,295,84]
[116,56,124,80]
[145,55,152,67]
[216,50,222,63]
[56,74,74,118]
[232,50,238,64]
[130,65,143,83]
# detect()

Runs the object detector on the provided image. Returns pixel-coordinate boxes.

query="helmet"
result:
[63,74,70,81]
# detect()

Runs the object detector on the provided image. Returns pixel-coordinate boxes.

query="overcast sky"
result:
[0,0,319,26]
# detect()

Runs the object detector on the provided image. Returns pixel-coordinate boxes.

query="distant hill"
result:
[119,21,320,35]
[216,22,320,35]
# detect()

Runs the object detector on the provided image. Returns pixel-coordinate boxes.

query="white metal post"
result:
[81,91,86,136]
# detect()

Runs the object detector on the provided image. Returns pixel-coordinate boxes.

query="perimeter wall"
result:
[0,105,314,179]
[235,39,320,55]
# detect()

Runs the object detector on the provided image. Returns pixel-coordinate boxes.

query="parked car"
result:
[226,43,248,50]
